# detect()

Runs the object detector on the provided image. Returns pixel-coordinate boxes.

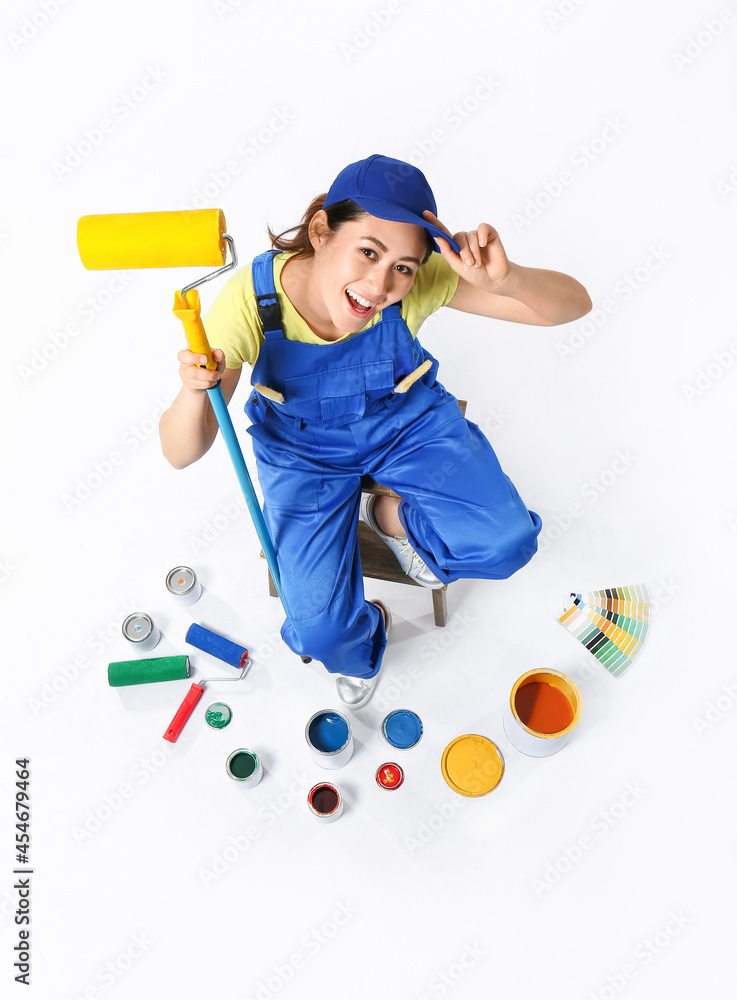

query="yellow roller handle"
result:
[172,289,217,370]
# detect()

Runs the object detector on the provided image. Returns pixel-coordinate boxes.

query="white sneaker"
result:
[360,493,445,589]
[335,600,391,709]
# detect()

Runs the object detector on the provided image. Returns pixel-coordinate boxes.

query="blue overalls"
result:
[245,250,543,679]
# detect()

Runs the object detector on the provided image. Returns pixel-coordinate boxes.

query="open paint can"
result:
[305,710,354,769]
[165,566,202,606]
[382,709,423,750]
[441,735,505,797]
[122,612,160,653]
[226,749,263,787]
[376,763,404,790]
[503,668,582,757]
[307,782,343,822]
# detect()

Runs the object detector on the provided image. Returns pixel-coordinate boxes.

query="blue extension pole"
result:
[207,384,283,604]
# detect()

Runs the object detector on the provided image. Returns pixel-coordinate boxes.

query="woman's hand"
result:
[177,347,226,392]
[423,209,512,292]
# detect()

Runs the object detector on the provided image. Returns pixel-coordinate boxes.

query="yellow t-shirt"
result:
[202,249,460,369]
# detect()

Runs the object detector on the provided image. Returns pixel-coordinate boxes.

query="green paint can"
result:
[205,703,232,729]
[226,749,263,787]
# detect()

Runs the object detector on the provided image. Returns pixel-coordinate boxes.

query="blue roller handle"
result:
[207,384,282,603]
[186,623,248,668]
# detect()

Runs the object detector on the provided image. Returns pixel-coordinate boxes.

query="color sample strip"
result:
[558,599,633,675]
[557,585,650,676]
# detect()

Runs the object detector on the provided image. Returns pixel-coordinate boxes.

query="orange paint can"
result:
[503,669,581,757]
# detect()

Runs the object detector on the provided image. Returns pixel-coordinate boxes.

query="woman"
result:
[159,153,592,709]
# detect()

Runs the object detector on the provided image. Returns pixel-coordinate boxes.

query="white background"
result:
[3,0,735,997]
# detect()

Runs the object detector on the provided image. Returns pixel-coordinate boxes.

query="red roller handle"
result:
[163,683,205,742]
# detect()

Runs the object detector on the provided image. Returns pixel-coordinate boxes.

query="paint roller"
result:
[108,655,190,687]
[163,659,249,743]
[76,209,283,603]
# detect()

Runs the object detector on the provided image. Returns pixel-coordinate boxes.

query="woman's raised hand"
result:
[423,209,512,291]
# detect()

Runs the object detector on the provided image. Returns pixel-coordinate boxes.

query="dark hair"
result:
[267,195,435,265]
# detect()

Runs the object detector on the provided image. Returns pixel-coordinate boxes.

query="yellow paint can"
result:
[441,735,505,797]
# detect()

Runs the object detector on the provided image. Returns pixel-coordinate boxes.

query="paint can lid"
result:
[205,702,232,729]
[376,763,404,790]
[382,709,423,750]
[441,735,504,797]
[166,566,197,596]
[122,612,154,643]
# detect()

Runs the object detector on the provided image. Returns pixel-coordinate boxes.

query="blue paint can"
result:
[305,709,354,769]
[382,709,423,750]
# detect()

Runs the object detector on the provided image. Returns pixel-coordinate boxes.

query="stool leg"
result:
[432,588,448,627]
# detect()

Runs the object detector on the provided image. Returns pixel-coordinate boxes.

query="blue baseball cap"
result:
[323,154,461,256]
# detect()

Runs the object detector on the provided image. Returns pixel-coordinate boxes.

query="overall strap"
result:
[251,249,285,341]
[380,302,402,322]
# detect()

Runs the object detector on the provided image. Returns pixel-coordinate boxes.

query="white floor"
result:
[4,2,735,997]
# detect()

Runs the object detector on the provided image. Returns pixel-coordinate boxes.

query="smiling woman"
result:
[158,153,591,709]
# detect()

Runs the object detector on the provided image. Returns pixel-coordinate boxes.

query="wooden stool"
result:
[262,400,466,628]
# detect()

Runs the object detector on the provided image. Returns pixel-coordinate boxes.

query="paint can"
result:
[382,709,423,750]
[441,735,505,797]
[305,710,354,769]
[307,782,343,822]
[503,668,582,757]
[376,763,404,790]
[122,612,160,653]
[225,749,263,787]
[166,566,202,606]
[205,703,232,729]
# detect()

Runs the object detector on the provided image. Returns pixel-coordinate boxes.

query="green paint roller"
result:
[108,655,190,687]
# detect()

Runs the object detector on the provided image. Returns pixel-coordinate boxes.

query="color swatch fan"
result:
[557,584,650,677]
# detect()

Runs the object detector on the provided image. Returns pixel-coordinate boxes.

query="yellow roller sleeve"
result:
[172,289,217,370]
[77,209,226,270]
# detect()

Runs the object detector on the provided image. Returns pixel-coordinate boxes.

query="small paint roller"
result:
[185,623,249,668]
[76,209,284,607]
[163,660,249,743]
[108,655,190,687]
